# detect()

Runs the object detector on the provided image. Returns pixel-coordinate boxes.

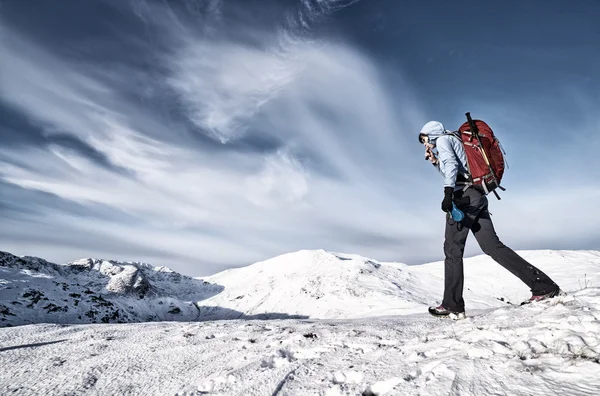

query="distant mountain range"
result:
[2,249,599,327]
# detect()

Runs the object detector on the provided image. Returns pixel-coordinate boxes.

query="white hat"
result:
[418,121,445,144]
[420,121,445,135]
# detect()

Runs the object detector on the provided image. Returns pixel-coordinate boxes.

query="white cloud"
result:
[245,149,310,208]
[0,7,430,273]
[1,1,597,276]
[167,39,303,144]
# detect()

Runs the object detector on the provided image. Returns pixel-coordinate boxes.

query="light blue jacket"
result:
[431,134,470,190]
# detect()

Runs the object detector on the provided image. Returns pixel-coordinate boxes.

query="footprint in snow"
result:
[197,375,236,394]
[343,342,376,354]
[82,373,98,390]
[376,339,398,347]
[467,345,495,359]
[362,377,403,396]
[421,362,456,383]
[205,332,227,339]
[329,370,364,384]
[261,346,332,368]
[324,385,343,396]
[261,353,291,369]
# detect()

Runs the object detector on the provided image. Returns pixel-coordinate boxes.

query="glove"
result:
[441,186,454,213]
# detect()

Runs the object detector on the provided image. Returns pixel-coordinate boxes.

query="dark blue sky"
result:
[1,0,598,275]
[337,0,599,124]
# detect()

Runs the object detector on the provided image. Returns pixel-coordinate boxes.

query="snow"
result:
[0,252,223,326]
[1,249,600,395]
[1,290,599,395]
[199,249,600,319]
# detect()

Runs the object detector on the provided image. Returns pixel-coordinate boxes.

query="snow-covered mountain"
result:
[2,249,600,395]
[0,251,223,327]
[2,249,599,327]
[198,249,600,319]
[196,249,441,320]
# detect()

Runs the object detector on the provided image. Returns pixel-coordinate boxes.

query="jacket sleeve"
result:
[433,160,442,174]
[436,136,458,188]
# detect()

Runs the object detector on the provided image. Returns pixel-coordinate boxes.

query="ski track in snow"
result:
[1,290,600,396]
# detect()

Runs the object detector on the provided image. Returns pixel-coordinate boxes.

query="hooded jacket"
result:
[419,121,470,190]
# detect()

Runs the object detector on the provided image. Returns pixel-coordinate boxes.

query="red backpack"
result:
[456,113,506,199]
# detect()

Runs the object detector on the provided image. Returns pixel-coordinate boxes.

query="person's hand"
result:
[424,144,438,165]
[441,186,453,212]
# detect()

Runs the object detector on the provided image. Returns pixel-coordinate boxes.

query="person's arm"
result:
[425,146,440,168]
[436,136,458,188]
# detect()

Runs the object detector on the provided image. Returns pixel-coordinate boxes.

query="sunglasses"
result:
[418,133,429,144]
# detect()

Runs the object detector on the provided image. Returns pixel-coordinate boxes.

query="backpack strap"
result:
[449,130,462,139]
[445,130,474,187]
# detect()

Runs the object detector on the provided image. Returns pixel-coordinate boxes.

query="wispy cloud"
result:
[0,0,598,275]
[0,1,434,274]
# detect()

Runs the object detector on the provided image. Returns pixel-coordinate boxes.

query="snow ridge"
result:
[2,249,600,328]
[198,249,442,320]
[2,249,600,395]
[0,251,222,327]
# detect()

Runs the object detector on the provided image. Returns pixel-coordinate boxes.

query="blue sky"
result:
[1,0,598,276]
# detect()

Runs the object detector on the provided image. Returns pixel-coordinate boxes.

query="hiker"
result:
[418,120,563,319]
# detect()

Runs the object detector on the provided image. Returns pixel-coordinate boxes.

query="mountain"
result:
[2,249,599,327]
[197,249,600,319]
[197,249,440,320]
[2,249,600,395]
[0,251,223,327]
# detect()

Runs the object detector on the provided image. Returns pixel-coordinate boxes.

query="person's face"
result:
[420,135,435,150]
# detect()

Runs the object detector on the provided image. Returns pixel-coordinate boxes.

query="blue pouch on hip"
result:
[451,202,465,222]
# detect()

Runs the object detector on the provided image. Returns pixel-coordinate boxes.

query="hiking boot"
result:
[428,305,466,320]
[521,288,565,305]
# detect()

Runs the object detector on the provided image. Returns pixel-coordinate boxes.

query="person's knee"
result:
[480,243,494,256]
[444,240,464,259]
[479,238,504,256]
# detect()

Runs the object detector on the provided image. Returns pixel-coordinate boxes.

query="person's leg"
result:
[441,217,469,312]
[471,204,559,295]
[440,188,486,312]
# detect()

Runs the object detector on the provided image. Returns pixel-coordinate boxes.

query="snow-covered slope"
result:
[1,289,599,395]
[0,251,223,327]
[2,249,600,326]
[411,250,600,307]
[199,249,600,319]
[2,249,600,395]
[197,249,441,320]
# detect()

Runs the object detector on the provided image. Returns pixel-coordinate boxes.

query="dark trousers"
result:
[442,187,558,312]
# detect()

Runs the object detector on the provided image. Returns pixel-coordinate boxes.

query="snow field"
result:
[1,289,599,395]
